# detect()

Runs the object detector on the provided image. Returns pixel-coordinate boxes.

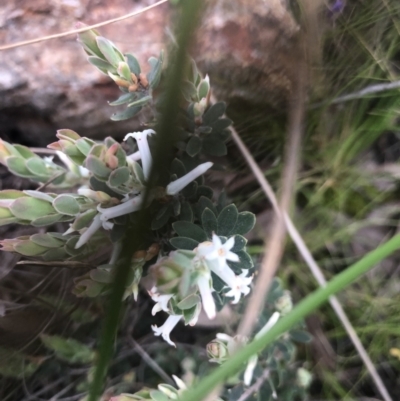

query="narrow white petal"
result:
[98,195,143,220]
[75,214,102,249]
[166,162,213,195]
[197,275,216,319]
[152,314,181,347]
[244,355,258,386]
[255,311,280,339]
[124,129,155,181]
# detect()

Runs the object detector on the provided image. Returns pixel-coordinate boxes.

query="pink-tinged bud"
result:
[104,143,120,169]
[139,73,149,88]
[128,83,138,92]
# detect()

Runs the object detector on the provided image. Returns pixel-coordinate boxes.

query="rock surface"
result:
[0,0,168,146]
[0,0,298,147]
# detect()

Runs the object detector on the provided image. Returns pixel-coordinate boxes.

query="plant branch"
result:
[181,232,400,401]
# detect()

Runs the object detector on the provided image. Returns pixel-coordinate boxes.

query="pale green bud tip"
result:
[296,367,312,388]
[275,290,293,315]
[206,339,229,363]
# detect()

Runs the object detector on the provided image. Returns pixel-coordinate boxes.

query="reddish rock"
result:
[0,0,298,146]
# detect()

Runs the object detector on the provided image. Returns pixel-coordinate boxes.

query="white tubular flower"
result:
[124,129,155,181]
[196,235,252,304]
[166,162,213,196]
[199,234,239,268]
[152,314,182,347]
[244,312,280,386]
[197,272,216,319]
[126,150,141,162]
[75,213,102,249]
[149,287,173,315]
[56,150,89,177]
[97,194,143,221]
[224,269,253,304]
[244,354,258,386]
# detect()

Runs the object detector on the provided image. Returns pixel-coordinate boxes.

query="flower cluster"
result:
[74,129,213,250]
[149,234,253,346]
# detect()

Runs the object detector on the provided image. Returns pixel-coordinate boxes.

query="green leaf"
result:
[197,78,210,99]
[53,195,80,216]
[202,137,227,156]
[201,208,218,238]
[231,235,247,252]
[14,240,47,256]
[25,157,49,177]
[170,158,186,178]
[90,268,112,284]
[217,204,238,236]
[150,390,169,401]
[7,157,35,178]
[179,202,193,222]
[72,209,98,231]
[96,37,124,67]
[40,334,95,364]
[110,106,142,121]
[186,136,202,157]
[147,51,164,88]
[13,144,37,159]
[196,196,217,218]
[172,221,207,242]
[170,237,199,250]
[151,204,173,230]
[43,248,69,261]
[125,53,141,75]
[108,92,138,106]
[182,80,198,102]
[31,233,65,248]
[75,138,95,156]
[289,330,313,343]
[183,304,200,325]
[87,56,115,73]
[196,185,213,200]
[234,212,256,235]
[31,214,64,227]
[24,190,55,203]
[11,197,55,220]
[127,95,152,108]
[177,293,200,310]
[108,167,130,187]
[211,118,232,133]
[203,102,226,125]
[85,155,112,179]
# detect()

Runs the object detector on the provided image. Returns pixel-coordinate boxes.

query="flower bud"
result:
[207,339,229,363]
[138,73,149,88]
[149,254,184,294]
[296,367,312,389]
[275,290,293,315]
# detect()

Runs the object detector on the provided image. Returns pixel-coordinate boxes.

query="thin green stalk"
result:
[181,233,400,401]
[87,1,202,400]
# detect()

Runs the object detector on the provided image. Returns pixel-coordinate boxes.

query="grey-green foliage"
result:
[77,25,163,121]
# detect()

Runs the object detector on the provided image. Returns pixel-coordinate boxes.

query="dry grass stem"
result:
[236,368,271,401]
[236,53,307,339]
[0,0,168,51]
